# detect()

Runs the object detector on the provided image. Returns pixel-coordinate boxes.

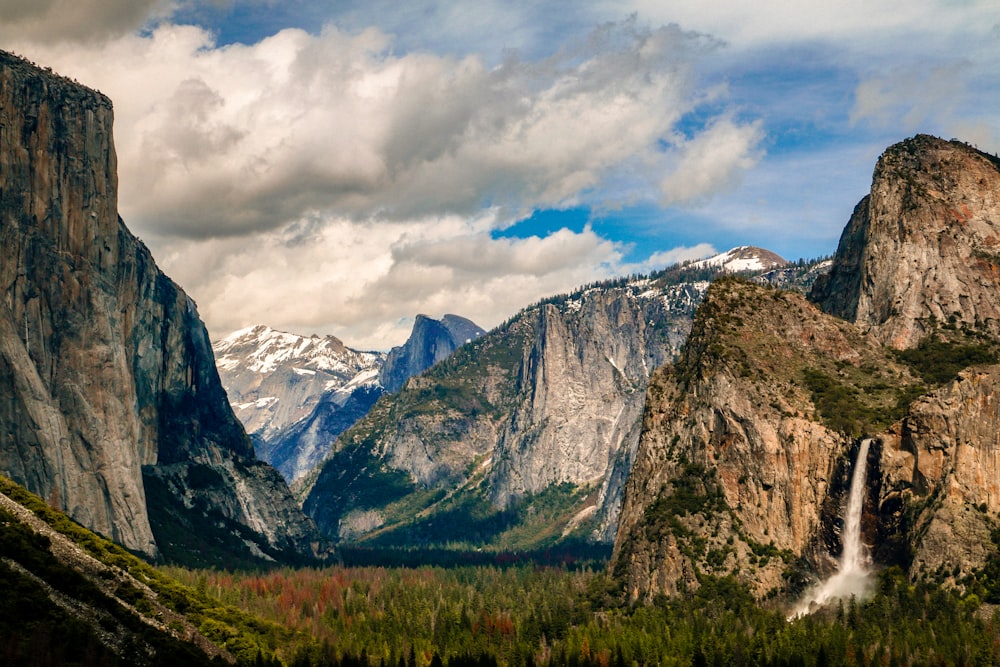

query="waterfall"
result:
[790,438,873,618]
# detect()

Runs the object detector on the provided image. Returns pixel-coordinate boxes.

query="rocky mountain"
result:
[213,314,484,483]
[612,135,1000,604]
[297,249,834,549]
[380,314,486,394]
[689,245,787,272]
[213,325,384,482]
[811,135,1000,349]
[0,51,319,566]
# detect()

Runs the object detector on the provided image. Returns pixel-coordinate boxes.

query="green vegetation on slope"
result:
[892,332,999,385]
[0,476,299,665]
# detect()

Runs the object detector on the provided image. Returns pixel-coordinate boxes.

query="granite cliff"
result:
[300,250,805,548]
[613,135,1000,604]
[379,314,486,394]
[811,135,1000,348]
[0,51,319,565]
[611,279,922,599]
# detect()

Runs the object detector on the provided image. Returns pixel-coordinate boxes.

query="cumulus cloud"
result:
[158,215,631,348]
[659,117,764,205]
[0,0,171,44]
[9,17,763,242]
[3,15,777,346]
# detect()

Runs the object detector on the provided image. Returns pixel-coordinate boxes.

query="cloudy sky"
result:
[3,1,999,349]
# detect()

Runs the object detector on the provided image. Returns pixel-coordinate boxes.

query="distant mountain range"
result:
[288,246,830,549]
[213,315,485,482]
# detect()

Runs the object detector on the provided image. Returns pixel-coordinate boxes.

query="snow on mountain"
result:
[213,316,486,483]
[689,246,787,273]
[212,326,386,481]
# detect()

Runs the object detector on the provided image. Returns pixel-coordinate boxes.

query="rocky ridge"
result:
[0,50,319,565]
[213,325,384,482]
[213,314,484,483]
[299,250,832,548]
[611,279,921,599]
[613,135,1000,604]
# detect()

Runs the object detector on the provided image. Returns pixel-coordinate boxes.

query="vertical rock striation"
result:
[0,51,318,563]
[379,314,486,394]
[611,280,917,599]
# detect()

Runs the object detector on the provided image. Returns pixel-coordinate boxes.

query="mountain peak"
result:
[810,133,1000,348]
[690,246,787,273]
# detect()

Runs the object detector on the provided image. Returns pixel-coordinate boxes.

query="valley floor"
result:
[164,560,1000,667]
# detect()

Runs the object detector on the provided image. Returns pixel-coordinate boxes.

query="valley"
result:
[3,46,1000,667]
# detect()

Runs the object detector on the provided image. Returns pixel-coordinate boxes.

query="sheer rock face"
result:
[379,314,486,394]
[0,51,317,562]
[614,135,1000,603]
[878,365,1000,578]
[303,277,703,543]
[611,281,917,600]
[811,135,1000,349]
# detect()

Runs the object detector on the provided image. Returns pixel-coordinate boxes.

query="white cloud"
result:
[9,18,752,242]
[159,214,630,348]
[3,16,773,347]
[659,117,764,205]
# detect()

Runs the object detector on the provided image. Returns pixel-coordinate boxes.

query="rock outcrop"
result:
[611,279,920,599]
[0,51,319,564]
[614,135,1000,603]
[811,135,1000,349]
[379,314,486,394]
[299,251,833,548]
[876,364,1000,580]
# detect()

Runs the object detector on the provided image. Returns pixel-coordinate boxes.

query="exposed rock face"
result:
[877,365,1000,579]
[614,135,1000,603]
[213,315,485,483]
[611,280,919,599]
[299,252,843,548]
[379,314,486,394]
[0,51,318,563]
[213,325,384,482]
[811,135,1000,349]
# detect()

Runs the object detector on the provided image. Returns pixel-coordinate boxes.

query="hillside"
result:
[299,251,829,550]
[613,135,1000,605]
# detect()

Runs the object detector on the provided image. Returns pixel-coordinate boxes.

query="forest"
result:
[165,560,1000,667]
[4,472,1000,667]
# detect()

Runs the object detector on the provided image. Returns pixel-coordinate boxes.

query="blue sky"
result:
[2,1,998,348]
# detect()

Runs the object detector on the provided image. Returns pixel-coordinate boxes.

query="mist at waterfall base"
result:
[790,439,874,618]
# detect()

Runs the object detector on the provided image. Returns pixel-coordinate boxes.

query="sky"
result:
[2,1,999,349]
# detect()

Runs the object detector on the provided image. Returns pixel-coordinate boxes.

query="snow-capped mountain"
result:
[213,326,386,482]
[214,315,485,483]
[689,245,787,273]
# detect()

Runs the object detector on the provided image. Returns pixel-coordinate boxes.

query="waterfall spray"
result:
[790,438,873,618]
